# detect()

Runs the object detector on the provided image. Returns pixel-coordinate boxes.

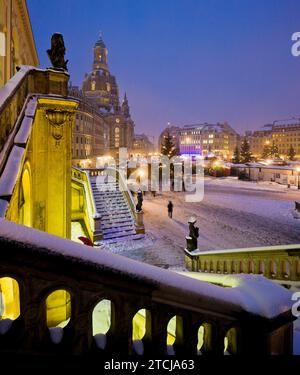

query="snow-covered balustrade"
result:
[185,245,300,286]
[71,167,102,241]
[0,65,69,175]
[0,219,295,355]
[0,65,78,239]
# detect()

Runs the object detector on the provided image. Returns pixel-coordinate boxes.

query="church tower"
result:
[93,35,108,71]
[82,35,120,112]
[121,93,130,118]
[81,35,135,158]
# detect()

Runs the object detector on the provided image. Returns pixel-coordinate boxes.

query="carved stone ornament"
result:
[45,109,71,141]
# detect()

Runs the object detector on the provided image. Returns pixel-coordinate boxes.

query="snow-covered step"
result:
[96,233,145,245]
[100,213,132,219]
[93,191,123,196]
[97,208,128,216]
[101,218,134,226]
[102,226,135,235]
[94,198,126,203]
[96,206,129,211]
[101,222,135,230]
[103,229,137,240]
[98,206,130,212]
[88,172,142,244]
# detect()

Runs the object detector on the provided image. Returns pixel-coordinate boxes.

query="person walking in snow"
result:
[167,201,173,218]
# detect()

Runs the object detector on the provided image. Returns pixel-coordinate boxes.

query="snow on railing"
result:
[185,245,300,283]
[71,166,97,234]
[0,218,295,355]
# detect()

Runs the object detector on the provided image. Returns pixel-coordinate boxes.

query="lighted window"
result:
[91,81,96,91]
[209,134,214,138]
[0,32,5,57]
[106,83,111,92]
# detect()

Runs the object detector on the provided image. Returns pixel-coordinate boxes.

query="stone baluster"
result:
[109,297,136,355]
[64,290,94,355]
[21,280,48,353]
[151,308,170,356]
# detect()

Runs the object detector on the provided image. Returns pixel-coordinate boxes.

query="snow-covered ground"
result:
[105,177,300,269]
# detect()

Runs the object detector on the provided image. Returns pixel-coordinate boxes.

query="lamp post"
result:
[296,167,300,190]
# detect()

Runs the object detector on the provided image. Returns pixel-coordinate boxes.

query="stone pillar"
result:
[28,96,78,239]
[93,213,103,242]
[135,210,145,234]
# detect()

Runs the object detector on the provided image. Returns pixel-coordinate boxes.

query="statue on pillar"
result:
[186,216,199,251]
[136,189,143,212]
[47,33,69,71]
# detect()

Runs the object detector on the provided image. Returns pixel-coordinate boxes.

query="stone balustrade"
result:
[185,245,300,286]
[0,219,295,355]
[0,66,69,173]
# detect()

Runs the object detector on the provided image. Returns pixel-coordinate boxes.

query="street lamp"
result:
[296,167,300,189]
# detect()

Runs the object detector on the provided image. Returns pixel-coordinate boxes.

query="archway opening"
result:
[46,290,71,344]
[19,168,32,227]
[224,327,238,355]
[92,299,113,349]
[197,323,213,354]
[167,315,183,355]
[0,277,20,332]
[132,308,151,355]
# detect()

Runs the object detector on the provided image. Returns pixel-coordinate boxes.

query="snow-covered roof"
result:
[0,218,293,319]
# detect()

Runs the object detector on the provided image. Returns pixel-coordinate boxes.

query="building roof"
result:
[180,122,237,134]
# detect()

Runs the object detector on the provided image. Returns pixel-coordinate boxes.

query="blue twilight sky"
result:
[27,0,300,139]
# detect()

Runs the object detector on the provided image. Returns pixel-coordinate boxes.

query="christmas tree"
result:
[287,145,296,161]
[161,131,178,158]
[232,145,240,163]
[240,139,252,163]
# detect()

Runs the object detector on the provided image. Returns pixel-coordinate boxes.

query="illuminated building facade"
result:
[179,122,239,159]
[69,86,110,168]
[0,0,38,87]
[131,134,154,156]
[248,120,300,159]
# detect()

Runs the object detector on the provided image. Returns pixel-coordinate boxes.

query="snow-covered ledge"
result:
[0,218,295,355]
[184,245,300,285]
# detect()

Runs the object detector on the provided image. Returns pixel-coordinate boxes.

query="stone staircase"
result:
[90,176,144,244]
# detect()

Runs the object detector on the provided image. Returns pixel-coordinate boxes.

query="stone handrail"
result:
[71,167,98,237]
[185,244,300,286]
[0,219,295,355]
[0,66,69,175]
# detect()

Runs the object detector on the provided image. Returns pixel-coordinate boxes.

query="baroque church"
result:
[82,35,135,158]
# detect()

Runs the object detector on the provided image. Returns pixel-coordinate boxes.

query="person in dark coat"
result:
[167,201,174,218]
[136,189,143,212]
